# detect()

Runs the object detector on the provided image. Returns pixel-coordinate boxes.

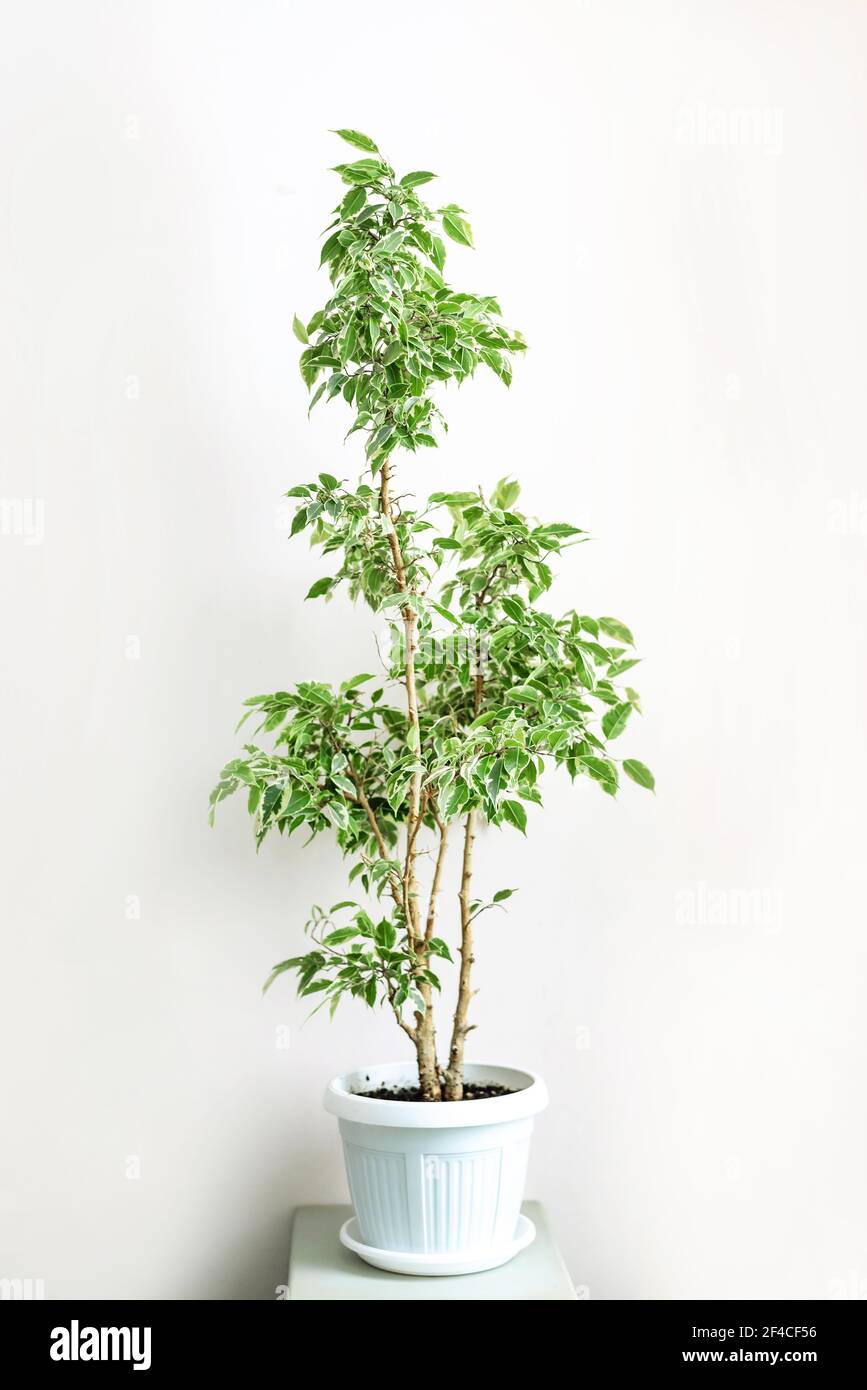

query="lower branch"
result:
[385,977,418,1045]
[424,810,449,943]
[346,766,403,911]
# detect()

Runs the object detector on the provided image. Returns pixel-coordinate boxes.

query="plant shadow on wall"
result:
[210,129,655,1105]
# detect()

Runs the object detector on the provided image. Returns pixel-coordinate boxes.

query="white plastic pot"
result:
[324,1060,548,1276]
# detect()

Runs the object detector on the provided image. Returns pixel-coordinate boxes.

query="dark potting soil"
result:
[355,1082,517,1102]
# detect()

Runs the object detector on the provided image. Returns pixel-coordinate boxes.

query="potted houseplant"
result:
[211,129,655,1276]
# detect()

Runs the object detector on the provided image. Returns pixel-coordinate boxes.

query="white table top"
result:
[287,1202,577,1301]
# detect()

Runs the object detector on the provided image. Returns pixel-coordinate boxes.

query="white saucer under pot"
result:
[339,1212,537,1277]
[324,1062,548,1277]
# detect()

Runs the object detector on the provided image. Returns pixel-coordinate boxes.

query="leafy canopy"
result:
[294,128,525,457]
[211,130,654,1031]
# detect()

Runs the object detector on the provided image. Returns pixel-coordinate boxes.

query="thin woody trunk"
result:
[414,1002,439,1098]
[444,807,476,1099]
[380,457,441,1100]
[444,669,484,1100]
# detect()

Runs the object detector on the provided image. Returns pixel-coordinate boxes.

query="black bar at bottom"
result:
[2,1298,864,1374]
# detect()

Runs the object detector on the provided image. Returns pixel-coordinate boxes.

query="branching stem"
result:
[379,455,441,1099]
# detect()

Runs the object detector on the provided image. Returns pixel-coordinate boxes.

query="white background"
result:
[2,0,866,1300]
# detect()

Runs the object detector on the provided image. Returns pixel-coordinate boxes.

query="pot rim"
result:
[323,1059,548,1128]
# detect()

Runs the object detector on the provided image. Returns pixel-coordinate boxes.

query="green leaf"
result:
[572,648,595,689]
[292,314,308,344]
[486,757,505,803]
[442,210,473,247]
[578,756,619,795]
[493,888,516,903]
[607,656,641,678]
[332,128,379,153]
[506,685,541,703]
[430,600,461,626]
[492,477,520,509]
[377,229,405,256]
[305,576,333,600]
[400,170,436,187]
[602,702,632,740]
[623,759,655,791]
[300,979,331,997]
[428,490,481,507]
[299,355,318,389]
[262,959,299,995]
[367,422,395,458]
[501,596,524,622]
[374,919,397,950]
[427,937,453,961]
[341,186,366,216]
[500,800,527,833]
[323,927,359,946]
[481,348,511,385]
[599,616,635,646]
[334,158,384,185]
[322,800,350,830]
[364,977,378,1007]
[538,522,583,538]
[319,230,343,267]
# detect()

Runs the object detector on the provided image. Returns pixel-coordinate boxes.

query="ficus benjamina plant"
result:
[211,129,655,1102]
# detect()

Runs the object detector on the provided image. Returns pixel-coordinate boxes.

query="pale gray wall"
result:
[2,0,866,1300]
